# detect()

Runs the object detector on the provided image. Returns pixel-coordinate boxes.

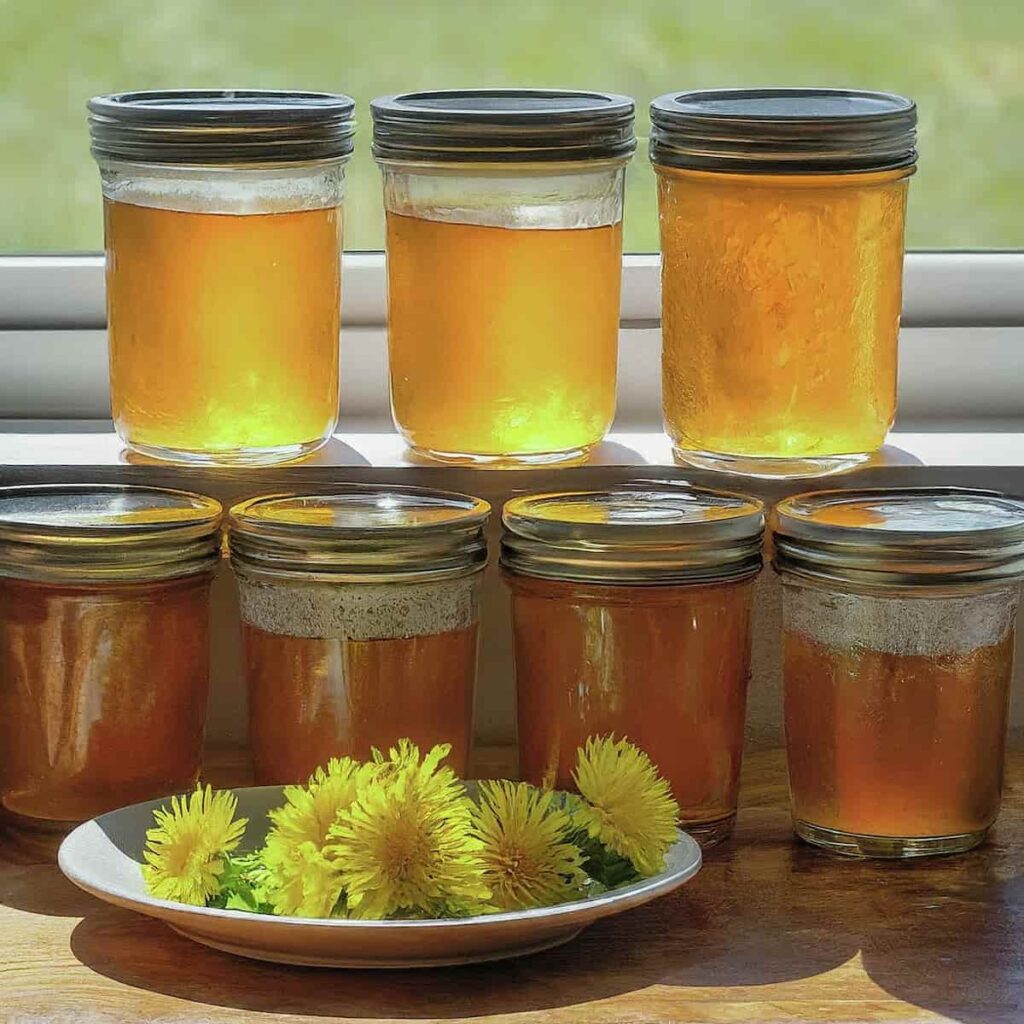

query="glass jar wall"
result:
[88,90,355,466]
[651,89,917,478]
[774,488,1024,858]
[228,486,490,784]
[0,485,221,837]
[372,90,634,466]
[502,485,764,846]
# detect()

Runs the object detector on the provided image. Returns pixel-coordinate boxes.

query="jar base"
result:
[123,435,330,467]
[683,812,736,848]
[794,819,989,859]
[0,806,79,862]
[410,444,594,469]
[673,447,870,480]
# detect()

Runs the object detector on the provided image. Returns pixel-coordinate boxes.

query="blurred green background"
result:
[2,0,1021,251]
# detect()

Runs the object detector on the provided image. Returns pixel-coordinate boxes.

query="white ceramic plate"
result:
[58,785,702,968]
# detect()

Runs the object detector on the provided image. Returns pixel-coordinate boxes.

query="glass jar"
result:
[650,89,917,478]
[87,90,355,466]
[371,90,635,466]
[774,487,1024,858]
[228,486,490,784]
[0,485,221,837]
[502,485,764,845]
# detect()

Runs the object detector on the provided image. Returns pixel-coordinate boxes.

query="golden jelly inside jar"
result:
[773,487,1024,858]
[650,89,917,479]
[88,90,355,466]
[371,90,635,466]
[502,485,764,847]
[227,486,490,785]
[0,485,221,844]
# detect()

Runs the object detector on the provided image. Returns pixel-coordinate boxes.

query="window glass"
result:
[2,0,1019,252]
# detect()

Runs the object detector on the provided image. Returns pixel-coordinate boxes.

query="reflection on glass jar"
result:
[228,486,490,784]
[502,485,764,846]
[88,90,355,466]
[372,90,635,466]
[774,487,1024,858]
[0,485,221,837]
[650,89,917,479]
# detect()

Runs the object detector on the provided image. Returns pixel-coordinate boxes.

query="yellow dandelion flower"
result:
[327,742,490,919]
[259,756,370,918]
[475,780,586,911]
[142,785,247,906]
[572,735,680,876]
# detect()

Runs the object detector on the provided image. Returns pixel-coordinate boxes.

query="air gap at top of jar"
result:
[650,89,917,479]
[371,89,635,467]
[87,90,355,466]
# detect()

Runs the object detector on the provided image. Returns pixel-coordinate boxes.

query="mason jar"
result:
[651,89,917,478]
[0,485,221,838]
[774,487,1024,858]
[502,485,764,845]
[228,486,490,784]
[87,90,355,466]
[371,89,635,466]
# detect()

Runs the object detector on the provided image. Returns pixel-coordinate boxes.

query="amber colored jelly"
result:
[386,213,621,461]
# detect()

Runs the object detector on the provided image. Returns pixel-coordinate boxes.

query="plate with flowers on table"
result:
[58,736,702,968]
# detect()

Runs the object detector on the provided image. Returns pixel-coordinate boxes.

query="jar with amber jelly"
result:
[228,486,490,784]
[88,90,355,466]
[650,89,917,478]
[0,485,221,841]
[502,485,764,846]
[371,90,635,466]
[774,488,1024,859]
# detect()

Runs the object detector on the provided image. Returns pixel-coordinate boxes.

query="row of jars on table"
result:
[1,481,1022,860]
[88,86,917,478]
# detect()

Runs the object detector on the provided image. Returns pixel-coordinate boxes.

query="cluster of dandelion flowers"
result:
[142,785,247,906]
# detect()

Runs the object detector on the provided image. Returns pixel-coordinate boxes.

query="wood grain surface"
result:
[0,748,1021,1024]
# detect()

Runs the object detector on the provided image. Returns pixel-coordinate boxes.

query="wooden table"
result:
[2,749,1021,1023]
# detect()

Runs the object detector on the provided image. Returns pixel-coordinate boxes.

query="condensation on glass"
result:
[0,485,221,845]
[87,90,355,466]
[228,486,490,785]
[650,89,917,479]
[774,487,1024,858]
[502,485,764,846]
[371,89,635,466]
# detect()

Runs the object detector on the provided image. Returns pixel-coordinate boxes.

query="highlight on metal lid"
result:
[370,89,636,164]
[87,89,357,165]
[773,487,1024,590]
[650,88,917,174]
[0,484,223,583]
[227,485,491,582]
[501,484,765,585]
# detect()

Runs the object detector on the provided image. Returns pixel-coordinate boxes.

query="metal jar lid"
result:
[370,89,635,164]
[228,485,490,583]
[0,485,222,584]
[650,88,916,174]
[87,90,356,165]
[773,487,1024,591]
[501,485,764,586]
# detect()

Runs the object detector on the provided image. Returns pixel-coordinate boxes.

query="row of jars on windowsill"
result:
[1,481,1022,862]
[88,86,917,478]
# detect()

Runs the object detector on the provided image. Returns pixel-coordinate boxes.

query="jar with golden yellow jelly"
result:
[651,89,917,478]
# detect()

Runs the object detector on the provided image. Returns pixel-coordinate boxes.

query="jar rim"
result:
[772,486,1024,590]
[88,89,356,166]
[371,88,636,164]
[501,484,764,586]
[0,484,222,584]
[228,485,490,583]
[650,87,916,174]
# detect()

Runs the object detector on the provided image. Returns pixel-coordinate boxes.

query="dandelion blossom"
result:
[328,743,490,919]
[475,780,586,911]
[572,736,679,876]
[142,785,247,906]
